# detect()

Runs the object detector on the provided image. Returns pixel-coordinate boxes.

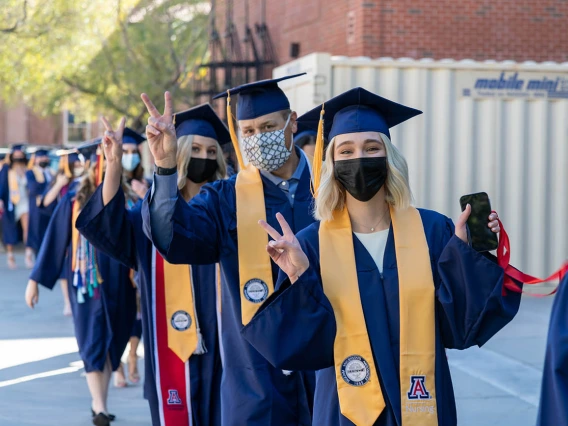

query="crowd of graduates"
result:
[4,74,565,426]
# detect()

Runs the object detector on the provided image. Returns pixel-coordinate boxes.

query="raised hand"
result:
[55,173,70,188]
[131,179,149,199]
[25,279,39,309]
[455,204,501,243]
[259,213,310,283]
[101,116,126,165]
[141,91,177,169]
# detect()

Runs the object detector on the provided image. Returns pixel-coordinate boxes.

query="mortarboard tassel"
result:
[311,105,325,197]
[96,145,104,186]
[226,91,246,171]
[27,154,35,170]
[60,155,72,178]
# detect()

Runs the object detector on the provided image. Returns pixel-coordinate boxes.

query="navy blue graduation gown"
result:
[25,169,51,253]
[142,166,317,426]
[242,209,523,426]
[537,273,568,426]
[29,191,136,372]
[76,186,222,426]
[0,166,20,245]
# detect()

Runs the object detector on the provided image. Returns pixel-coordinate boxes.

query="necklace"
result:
[351,205,390,232]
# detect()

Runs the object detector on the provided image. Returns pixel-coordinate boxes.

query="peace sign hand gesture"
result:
[101,116,125,165]
[259,213,310,283]
[141,91,177,169]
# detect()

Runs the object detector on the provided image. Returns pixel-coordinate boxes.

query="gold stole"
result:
[235,153,314,326]
[160,251,205,362]
[319,206,438,426]
[8,169,20,205]
[235,164,274,325]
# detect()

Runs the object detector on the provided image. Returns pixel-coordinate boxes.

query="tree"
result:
[0,0,210,130]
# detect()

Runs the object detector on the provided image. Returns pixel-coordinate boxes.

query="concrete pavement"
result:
[0,252,555,425]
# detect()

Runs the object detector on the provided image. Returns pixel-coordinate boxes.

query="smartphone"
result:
[459,192,499,252]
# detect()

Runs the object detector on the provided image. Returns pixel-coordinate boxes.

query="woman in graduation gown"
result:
[38,150,88,317]
[25,149,53,263]
[25,149,136,426]
[537,268,568,426]
[0,145,31,269]
[243,87,524,426]
[75,106,226,426]
[111,127,147,388]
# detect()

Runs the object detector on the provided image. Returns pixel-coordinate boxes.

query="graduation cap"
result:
[55,148,81,178]
[34,149,49,157]
[10,144,26,153]
[297,87,422,141]
[213,73,305,121]
[212,73,306,170]
[122,128,146,146]
[174,103,231,145]
[298,87,422,195]
[76,138,101,163]
[26,147,50,169]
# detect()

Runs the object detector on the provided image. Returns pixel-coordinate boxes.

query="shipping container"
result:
[274,53,568,279]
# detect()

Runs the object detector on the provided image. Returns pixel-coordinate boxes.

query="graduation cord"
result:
[73,235,102,303]
[493,211,568,297]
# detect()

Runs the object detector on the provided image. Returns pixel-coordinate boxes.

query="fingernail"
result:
[269,241,276,247]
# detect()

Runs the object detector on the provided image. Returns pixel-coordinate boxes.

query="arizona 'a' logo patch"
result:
[167,389,182,405]
[407,375,431,400]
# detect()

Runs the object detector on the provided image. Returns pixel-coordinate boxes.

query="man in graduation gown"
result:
[25,149,53,256]
[537,270,568,426]
[241,87,524,426]
[140,76,316,426]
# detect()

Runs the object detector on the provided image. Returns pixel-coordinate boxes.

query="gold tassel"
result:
[96,144,104,186]
[311,105,325,197]
[60,155,72,178]
[226,90,246,171]
[27,154,35,170]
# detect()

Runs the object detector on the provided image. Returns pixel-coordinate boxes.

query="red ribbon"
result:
[493,211,568,297]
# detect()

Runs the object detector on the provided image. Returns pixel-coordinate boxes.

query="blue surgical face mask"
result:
[122,153,140,172]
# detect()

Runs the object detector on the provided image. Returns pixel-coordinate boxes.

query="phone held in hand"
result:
[459,192,499,252]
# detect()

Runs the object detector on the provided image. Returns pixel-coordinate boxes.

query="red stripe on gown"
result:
[155,253,191,426]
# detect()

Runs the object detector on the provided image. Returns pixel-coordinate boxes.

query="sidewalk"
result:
[0,253,555,425]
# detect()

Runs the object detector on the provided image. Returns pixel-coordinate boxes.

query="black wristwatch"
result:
[154,165,177,176]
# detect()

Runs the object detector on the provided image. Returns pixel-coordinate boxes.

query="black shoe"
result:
[91,409,115,422]
[92,413,111,426]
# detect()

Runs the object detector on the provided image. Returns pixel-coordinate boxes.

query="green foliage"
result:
[0,0,209,129]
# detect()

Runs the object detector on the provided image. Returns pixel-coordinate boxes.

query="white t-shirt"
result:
[354,229,390,273]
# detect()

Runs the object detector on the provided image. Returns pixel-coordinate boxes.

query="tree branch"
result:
[0,0,28,33]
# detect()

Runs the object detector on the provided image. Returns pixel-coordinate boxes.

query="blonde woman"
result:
[243,87,523,426]
[76,104,226,426]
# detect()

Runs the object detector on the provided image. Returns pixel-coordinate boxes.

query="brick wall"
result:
[0,101,62,147]
[214,0,568,67]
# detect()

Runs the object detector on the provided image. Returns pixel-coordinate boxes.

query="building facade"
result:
[213,0,568,67]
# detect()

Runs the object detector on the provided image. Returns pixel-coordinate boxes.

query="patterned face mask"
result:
[241,114,293,172]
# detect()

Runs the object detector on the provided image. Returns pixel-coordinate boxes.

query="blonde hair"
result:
[176,134,227,191]
[314,133,412,222]
[76,161,138,209]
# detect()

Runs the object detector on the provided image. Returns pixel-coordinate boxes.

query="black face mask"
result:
[186,158,218,183]
[39,161,50,168]
[12,158,26,165]
[334,157,388,202]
